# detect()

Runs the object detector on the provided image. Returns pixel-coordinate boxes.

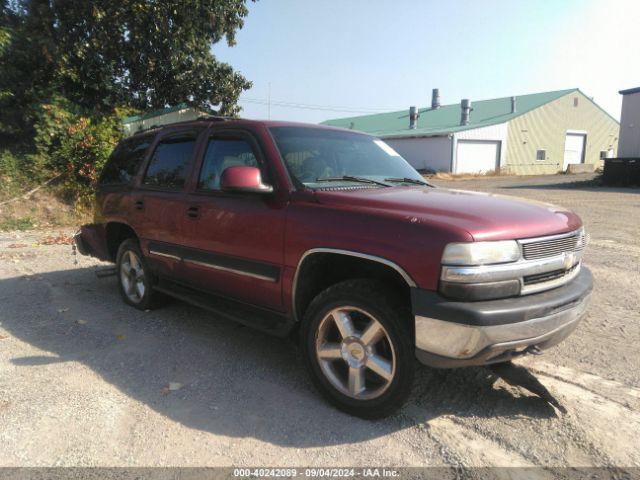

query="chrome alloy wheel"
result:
[315,307,396,400]
[120,250,146,303]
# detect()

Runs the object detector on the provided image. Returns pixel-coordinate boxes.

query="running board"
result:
[154,278,294,337]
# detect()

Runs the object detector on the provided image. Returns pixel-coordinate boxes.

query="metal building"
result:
[617,87,640,158]
[122,104,208,137]
[322,89,619,175]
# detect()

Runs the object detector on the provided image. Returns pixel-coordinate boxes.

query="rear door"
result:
[96,135,154,222]
[134,129,201,278]
[178,128,287,311]
[563,133,586,170]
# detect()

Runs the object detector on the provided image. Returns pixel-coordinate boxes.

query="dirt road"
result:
[1,173,639,469]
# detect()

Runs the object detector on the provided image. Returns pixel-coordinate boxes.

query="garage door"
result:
[456,140,500,174]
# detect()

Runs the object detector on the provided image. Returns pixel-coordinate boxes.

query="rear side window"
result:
[143,134,197,190]
[100,137,152,185]
[198,138,258,190]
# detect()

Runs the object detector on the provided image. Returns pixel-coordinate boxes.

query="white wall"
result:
[452,122,508,173]
[383,136,452,172]
[618,91,640,157]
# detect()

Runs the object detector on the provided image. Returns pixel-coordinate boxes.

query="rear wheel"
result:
[301,279,414,419]
[116,238,162,310]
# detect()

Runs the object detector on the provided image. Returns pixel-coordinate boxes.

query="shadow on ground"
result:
[0,266,558,447]
[500,179,639,193]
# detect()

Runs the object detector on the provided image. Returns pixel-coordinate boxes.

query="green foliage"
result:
[0,0,254,224]
[50,111,126,204]
[0,0,253,148]
[0,216,37,231]
[32,96,82,158]
[0,150,45,199]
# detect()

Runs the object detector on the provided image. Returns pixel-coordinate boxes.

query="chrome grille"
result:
[521,229,586,260]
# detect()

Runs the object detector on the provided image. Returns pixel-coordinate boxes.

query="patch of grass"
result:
[0,216,38,231]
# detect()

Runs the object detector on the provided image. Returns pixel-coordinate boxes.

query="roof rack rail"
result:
[131,124,163,136]
[196,114,233,122]
[129,115,232,136]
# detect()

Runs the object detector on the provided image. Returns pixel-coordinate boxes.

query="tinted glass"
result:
[100,137,151,185]
[269,127,423,188]
[143,136,196,189]
[198,138,258,190]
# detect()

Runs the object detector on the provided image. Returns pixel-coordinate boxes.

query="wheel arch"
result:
[292,248,416,323]
[105,222,139,261]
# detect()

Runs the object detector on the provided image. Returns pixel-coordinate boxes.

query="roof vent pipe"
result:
[511,96,517,113]
[431,89,441,109]
[409,106,418,129]
[460,99,471,126]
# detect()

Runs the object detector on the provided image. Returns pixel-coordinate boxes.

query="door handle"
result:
[134,200,144,210]
[186,206,200,219]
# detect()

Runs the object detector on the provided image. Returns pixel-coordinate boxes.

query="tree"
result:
[0,0,253,147]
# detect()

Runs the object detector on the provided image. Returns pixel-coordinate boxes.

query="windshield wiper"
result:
[316,175,390,187]
[384,177,432,186]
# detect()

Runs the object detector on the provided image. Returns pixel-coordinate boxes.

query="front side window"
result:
[198,137,258,190]
[143,135,196,189]
[269,127,425,188]
[100,136,152,185]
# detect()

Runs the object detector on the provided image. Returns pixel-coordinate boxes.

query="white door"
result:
[455,140,500,174]
[563,133,586,170]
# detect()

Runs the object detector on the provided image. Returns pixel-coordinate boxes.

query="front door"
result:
[563,133,586,170]
[179,130,287,311]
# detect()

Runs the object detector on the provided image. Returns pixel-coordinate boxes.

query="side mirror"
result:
[220,166,273,194]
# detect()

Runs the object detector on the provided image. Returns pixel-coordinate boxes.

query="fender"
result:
[291,247,417,321]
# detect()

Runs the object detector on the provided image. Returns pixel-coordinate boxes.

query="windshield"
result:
[269,126,426,188]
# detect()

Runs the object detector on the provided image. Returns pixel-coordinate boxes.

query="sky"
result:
[215,0,639,124]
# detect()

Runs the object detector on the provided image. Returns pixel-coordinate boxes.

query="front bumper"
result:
[412,267,593,368]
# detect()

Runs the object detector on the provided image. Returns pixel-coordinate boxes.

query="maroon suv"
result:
[75,117,592,418]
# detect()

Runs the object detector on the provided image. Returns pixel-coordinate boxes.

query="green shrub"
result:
[2,105,133,211]
[0,151,45,199]
[0,216,37,231]
[50,113,122,205]
[33,96,83,159]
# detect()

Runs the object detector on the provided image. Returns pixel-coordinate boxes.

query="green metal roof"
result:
[122,104,189,124]
[322,88,579,138]
[122,103,217,124]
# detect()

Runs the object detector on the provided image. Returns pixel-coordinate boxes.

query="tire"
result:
[300,279,415,419]
[116,238,163,310]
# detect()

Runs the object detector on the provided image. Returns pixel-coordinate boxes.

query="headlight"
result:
[441,240,521,266]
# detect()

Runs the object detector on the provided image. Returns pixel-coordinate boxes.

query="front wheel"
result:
[300,279,415,419]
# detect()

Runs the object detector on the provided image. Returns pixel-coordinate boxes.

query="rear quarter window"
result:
[99,136,152,186]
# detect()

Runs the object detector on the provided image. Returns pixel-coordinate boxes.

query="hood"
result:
[313,186,582,241]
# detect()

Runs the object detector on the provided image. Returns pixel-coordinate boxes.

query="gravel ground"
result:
[0,173,639,469]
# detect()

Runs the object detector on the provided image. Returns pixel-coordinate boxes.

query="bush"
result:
[50,112,123,205]
[0,215,37,231]
[0,150,45,199]
[1,103,134,218]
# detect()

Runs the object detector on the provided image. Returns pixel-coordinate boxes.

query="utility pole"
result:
[267,82,271,120]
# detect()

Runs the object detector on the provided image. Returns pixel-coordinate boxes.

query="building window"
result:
[536,149,546,161]
[600,151,608,160]
[573,97,579,107]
